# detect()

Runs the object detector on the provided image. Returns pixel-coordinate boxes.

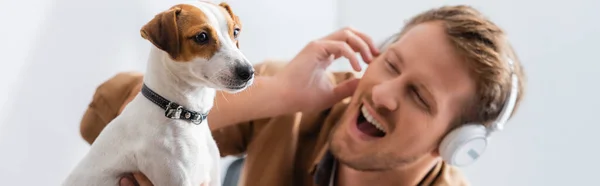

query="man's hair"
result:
[385,5,527,127]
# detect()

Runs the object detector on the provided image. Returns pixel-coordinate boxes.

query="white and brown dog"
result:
[63,1,254,186]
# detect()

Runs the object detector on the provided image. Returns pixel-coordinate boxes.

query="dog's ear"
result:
[219,2,241,48]
[140,7,182,59]
[219,2,236,20]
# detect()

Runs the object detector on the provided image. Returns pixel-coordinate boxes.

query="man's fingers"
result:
[324,27,380,63]
[132,173,153,186]
[321,41,362,71]
[325,29,372,62]
[119,174,138,186]
[343,27,380,57]
[332,78,360,101]
[342,30,374,63]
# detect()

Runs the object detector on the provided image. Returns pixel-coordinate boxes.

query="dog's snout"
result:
[234,63,254,81]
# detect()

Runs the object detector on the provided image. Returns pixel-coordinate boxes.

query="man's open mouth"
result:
[356,105,387,138]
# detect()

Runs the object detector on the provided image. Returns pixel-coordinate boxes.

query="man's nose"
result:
[371,83,398,111]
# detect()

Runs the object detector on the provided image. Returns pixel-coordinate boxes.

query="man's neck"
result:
[335,156,441,186]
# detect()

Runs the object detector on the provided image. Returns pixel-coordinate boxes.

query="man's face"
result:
[329,21,477,171]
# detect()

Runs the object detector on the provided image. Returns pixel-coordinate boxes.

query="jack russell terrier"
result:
[62,1,254,186]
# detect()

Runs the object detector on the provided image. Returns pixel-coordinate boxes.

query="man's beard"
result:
[330,142,419,171]
[327,123,420,172]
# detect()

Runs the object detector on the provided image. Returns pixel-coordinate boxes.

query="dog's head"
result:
[140,1,253,93]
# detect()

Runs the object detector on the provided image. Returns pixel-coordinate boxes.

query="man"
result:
[80,5,526,186]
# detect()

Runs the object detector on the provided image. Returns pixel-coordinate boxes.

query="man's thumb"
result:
[332,78,360,101]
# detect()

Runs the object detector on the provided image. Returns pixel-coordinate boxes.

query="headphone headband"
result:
[488,58,519,133]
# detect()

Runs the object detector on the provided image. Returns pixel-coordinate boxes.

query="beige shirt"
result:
[79,60,470,186]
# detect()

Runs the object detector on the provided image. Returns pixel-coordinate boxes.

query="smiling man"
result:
[79,5,526,186]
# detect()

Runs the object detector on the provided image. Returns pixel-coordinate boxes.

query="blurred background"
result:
[0,0,599,185]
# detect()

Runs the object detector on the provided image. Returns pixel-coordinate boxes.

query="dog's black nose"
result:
[235,64,254,81]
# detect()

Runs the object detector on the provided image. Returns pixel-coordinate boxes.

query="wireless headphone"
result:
[378,34,519,167]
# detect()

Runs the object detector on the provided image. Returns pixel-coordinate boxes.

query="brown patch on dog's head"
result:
[140,6,182,59]
[140,4,221,62]
[219,2,242,48]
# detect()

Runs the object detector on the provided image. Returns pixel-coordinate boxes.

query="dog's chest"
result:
[150,119,212,158]
[122,95,219,183]
[146,119,217,180]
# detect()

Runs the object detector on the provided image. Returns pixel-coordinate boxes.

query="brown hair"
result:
[390,5,527,127]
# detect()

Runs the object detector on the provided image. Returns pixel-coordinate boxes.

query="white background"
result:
[0,0,598,185]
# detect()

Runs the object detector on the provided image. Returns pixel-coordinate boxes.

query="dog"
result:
[62,1,254,186]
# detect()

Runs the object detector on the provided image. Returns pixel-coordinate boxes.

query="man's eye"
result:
[411,86,430,110]
[386,60,399,74]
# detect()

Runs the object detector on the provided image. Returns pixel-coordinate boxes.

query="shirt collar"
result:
[312,149,336,186]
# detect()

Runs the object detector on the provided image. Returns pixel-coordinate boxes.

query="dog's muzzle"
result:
[234,62,254,82]
[222,60,254,90]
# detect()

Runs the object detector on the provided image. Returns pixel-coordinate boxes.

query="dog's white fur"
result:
[62,1,253,186]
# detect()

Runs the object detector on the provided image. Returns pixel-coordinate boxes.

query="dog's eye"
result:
[233,28,240,39]
[194,32,209,44]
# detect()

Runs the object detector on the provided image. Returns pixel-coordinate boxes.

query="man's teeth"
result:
[361,106,386,133]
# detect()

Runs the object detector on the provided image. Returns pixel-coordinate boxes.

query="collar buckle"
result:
[165,102,183,119]
[190,113,206,125]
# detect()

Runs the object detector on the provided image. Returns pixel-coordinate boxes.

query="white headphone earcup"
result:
[439,124,489,167]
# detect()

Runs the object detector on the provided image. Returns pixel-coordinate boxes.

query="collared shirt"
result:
[79,60,470,186]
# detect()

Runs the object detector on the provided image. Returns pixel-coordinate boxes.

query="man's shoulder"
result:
[93,72,144,111]
[95,72,144,99]
[80,71,144,144]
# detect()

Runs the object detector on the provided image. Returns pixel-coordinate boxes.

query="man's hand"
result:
[118,173,152,186]
[275,27,380,113]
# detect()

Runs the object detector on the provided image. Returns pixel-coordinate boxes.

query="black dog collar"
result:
[141,83,208,125]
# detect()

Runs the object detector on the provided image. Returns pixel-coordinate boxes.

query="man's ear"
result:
[140,7,182,59]
[219,2,241,48]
